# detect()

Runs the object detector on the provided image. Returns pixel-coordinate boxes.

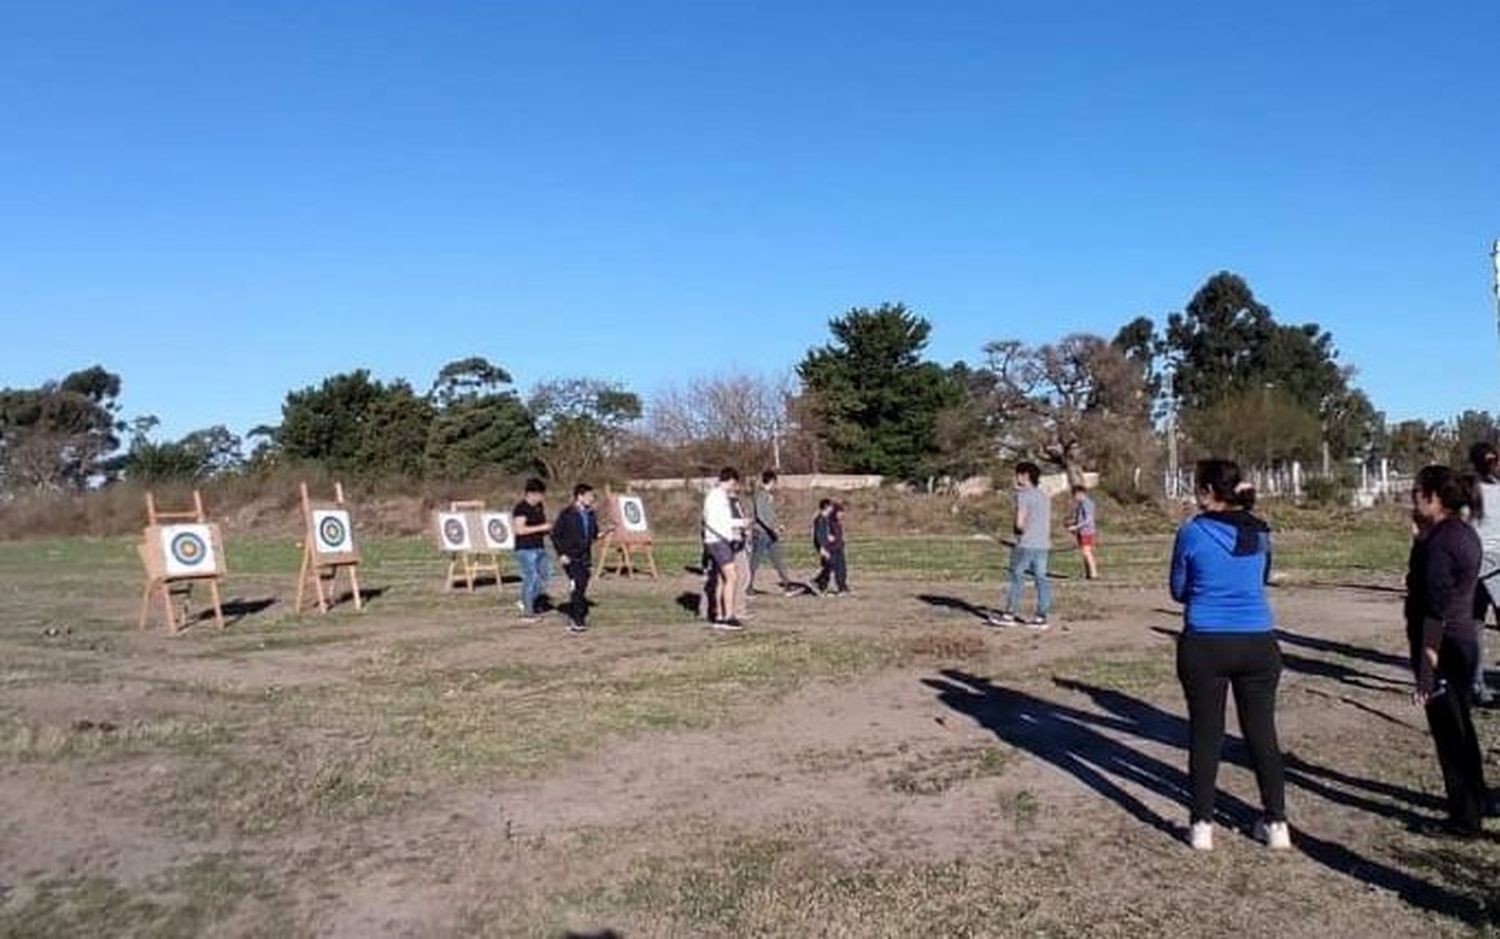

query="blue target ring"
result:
[623,500,644,526]
[487,517,510,544]
[319,516,348,549]
[169,531,208,567]
[442,518,467,547]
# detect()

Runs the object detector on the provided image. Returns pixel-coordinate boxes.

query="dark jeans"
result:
[1410,629,1489,831]
[814,548,848,593]
[1177,631,1287,824]
[1473,581,1495,695]
[563,558,592,626]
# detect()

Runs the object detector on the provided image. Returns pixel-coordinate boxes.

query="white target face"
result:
[312,509,354,555]
[480,512,516,551]
[160,524,219,576]
[619,496,649,533]
[436,512,473,552]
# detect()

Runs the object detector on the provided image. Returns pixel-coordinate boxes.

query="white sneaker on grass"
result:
[1254,819,1291,850]
[1189,821,1214,851]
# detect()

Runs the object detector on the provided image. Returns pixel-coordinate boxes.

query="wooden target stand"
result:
[594,489,659,581]
[440,500,507,594]
[295,481,364,614]
[137,490,227,633]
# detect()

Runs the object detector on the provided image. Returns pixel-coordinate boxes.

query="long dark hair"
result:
[1415,464,1482,518]
[1469,442,1498,484]
[1195,459,1256,511]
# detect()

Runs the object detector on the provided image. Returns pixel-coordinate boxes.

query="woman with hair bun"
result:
[1408,464,1491,835]
[1170,459,1288,851]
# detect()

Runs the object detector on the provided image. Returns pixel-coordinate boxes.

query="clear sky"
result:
[3,1,1497,439]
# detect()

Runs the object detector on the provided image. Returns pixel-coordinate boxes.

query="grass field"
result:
[3,523,1498,937]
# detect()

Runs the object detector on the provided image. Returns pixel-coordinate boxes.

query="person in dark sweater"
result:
[551,484,608,634]
[1170,459,1288,852]
[812,500,849,596]
[1407,464,1491,835]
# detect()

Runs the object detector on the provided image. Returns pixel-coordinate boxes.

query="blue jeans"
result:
[1007,547,1052,617]
[515,549,553,615]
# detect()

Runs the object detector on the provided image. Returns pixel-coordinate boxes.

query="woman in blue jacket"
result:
[1171,459,1288,852]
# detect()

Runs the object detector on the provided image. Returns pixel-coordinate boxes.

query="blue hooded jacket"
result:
[1170,512,1274,633]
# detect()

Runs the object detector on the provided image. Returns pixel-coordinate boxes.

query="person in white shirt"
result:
[1468,443,1500,705]
[702,467,749,629]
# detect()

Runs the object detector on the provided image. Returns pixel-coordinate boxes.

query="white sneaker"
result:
[1189,821,1214,851]
[1254,819,1291,851]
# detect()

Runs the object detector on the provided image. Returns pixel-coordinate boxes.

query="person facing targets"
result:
[1068,483,1100,581]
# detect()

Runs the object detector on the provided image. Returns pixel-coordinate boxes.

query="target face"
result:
[480,512,516,551]
[619,496,649,533]
[160,524,220,576]
[312,509,354,555]
[436,512,473,552]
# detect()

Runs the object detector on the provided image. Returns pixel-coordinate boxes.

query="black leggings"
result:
[1177,631,1286,824]
[1409,629,1489,831]
[814,548,848,593]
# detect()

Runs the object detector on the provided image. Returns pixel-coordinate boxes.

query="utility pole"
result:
[771,418,783,472]
[1165,365,1179,499]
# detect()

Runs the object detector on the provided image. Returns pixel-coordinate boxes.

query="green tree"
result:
[121,419,244,483]
[528,378,642,483]
[0,365,124,492]
[424,357,538,478]
[277,371,435,478]
[796,303,963,480]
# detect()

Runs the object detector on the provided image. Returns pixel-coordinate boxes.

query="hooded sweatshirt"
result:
[1170,511,1274,633]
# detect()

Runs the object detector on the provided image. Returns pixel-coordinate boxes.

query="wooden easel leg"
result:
[466,556,476,592]
[646,545,660,581]
[447,558,458,591]
[296,549,310,614]
[314,563,330,613]
[207,578,226,630]
[349,565,364,612]
[160,582,177,633]
[623,545,635,579]
[139,579,154,630]
[594,542,606,579]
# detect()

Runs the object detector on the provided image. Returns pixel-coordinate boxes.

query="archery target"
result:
[436,512,474,552]
[160,524,219,576]
[312,509,354,556]
[618,495,649,534]
[480,512,516,551]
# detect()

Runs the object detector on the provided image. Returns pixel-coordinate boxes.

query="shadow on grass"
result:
[917,594,995,623]
[192,597,276,627]
[925,669,1492,926]
[330,586,388,610]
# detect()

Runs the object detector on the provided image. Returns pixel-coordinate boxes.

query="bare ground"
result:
[1,539,1497,938]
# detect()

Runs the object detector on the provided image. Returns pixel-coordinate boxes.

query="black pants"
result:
[1412,630,1489,831]
[1177,631,1286,824]
[563,559,591,626]
[814,548,848,593]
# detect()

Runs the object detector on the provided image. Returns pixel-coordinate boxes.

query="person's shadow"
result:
[925,669,1490,925]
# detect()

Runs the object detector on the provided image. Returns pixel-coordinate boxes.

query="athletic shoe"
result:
[710,619,745,632]
[987,612,1019,627]
[515,601,525,612]
[1189,821,1213,851]
[518,615,541,625]
[1253,819,1292,850]
[566,622,589,635]
[1024,616,1050,631]
[782,587,801,598]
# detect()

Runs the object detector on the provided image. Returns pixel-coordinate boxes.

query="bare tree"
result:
[646,372,792,473]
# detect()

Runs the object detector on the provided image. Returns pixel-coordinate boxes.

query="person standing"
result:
[1171,459,1288,852]
[551,484,606,634]
[702,468,748,629]
[750,470,796,596]
[812,499,850,595]
[730,487,753,620]
[991,462,1052,629]
[1467,443,1500,705]
[1408,464,1491,835]
[511,478,553,622]
[1068,484,1100,581]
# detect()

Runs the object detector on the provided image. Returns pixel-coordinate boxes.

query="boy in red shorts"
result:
[1069,484,1100,580]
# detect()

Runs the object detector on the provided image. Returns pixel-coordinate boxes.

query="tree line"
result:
[2,271,1491,499]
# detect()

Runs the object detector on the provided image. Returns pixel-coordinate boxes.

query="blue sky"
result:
[3,1,1497,440]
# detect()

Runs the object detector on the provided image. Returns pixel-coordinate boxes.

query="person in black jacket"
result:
[1407,465,1491,835]
[551,484,608,634]
[812,500,849,596]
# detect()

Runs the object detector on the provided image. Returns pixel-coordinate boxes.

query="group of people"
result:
[700,468,851,630]
[501,470,856,635]
[1169,453,1494,851]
